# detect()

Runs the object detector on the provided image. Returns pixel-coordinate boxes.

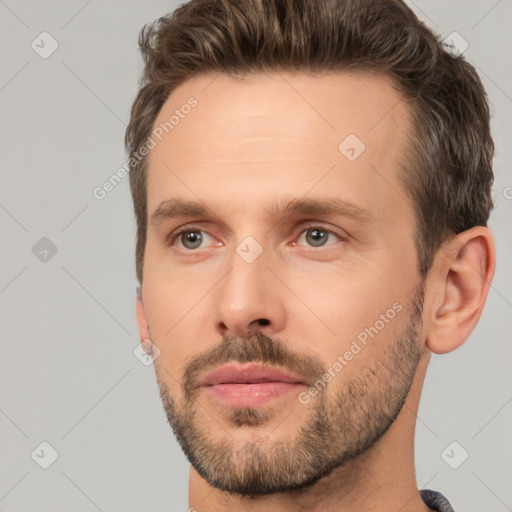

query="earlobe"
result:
[426,227,495,354]
[135,286,151,342]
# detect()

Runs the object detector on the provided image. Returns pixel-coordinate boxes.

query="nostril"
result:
[256,318,270,326]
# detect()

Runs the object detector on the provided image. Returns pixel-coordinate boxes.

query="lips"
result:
[199,362,306,386]
[199,362,307,408]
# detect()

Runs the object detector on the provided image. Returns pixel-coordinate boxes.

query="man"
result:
[125,0,496,510]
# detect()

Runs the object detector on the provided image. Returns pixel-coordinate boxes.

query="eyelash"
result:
[166,224,344,249]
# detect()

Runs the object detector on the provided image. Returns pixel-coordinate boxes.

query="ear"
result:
[135,285,151,342]
[425,226,495,354]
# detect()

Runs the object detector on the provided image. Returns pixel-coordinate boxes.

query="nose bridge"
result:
[213,233,285,337]
[222,236,270,312]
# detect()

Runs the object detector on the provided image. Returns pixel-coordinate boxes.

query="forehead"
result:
[146,71,413,224]
[151,71,410,161]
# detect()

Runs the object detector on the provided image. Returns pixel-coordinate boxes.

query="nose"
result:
[213,244,287,339]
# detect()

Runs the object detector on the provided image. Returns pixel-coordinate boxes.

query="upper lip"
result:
[199,363,306,386]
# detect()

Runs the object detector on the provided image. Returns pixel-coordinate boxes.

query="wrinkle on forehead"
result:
[149,71,411,172]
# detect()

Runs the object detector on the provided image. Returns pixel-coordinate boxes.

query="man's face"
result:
[138,72,427,495]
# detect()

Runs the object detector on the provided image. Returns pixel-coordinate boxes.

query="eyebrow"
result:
[150,197,373,226]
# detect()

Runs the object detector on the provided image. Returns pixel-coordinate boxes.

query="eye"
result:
[295,226,343,248]
[168,228,217,250]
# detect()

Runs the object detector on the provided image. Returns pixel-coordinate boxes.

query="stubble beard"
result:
[155,286,424,497]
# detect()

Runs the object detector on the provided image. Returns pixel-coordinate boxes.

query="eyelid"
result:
[296,222,345,237]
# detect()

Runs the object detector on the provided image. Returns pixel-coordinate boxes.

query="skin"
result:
[135,72,495,512]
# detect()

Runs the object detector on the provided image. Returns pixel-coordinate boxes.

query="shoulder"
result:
[420,489,456,512]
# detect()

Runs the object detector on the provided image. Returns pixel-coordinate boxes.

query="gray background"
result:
[1,1,511,510]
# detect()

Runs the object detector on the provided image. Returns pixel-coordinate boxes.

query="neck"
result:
[188,352,434,512]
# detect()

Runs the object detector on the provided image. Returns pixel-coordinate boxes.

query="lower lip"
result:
[203,382,305,407]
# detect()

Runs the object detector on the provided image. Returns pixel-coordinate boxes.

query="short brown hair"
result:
[125,0,494,284]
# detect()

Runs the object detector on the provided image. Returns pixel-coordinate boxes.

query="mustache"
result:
[182,332,326,402]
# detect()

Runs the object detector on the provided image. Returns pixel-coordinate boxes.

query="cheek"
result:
[142,269,201,384]
[143,240,213,330]
[285,262,409,355]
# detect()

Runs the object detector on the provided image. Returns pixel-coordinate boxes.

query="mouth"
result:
[199,362,308,408]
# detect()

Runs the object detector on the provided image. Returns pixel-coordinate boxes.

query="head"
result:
[126,0,495,498]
